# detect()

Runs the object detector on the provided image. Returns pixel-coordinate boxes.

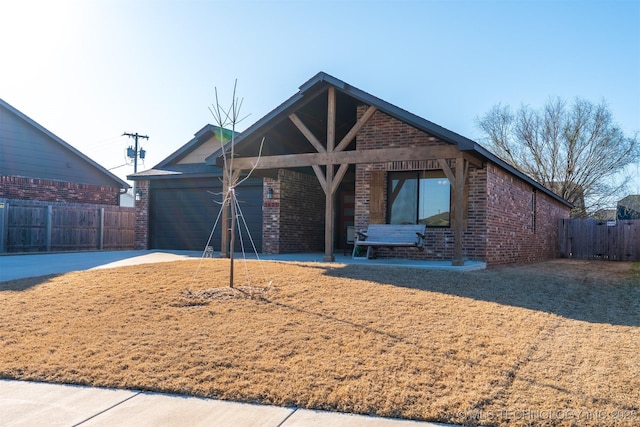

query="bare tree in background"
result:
[477,98,639,217]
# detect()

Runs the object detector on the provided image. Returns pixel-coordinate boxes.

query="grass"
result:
[1,258,639,426]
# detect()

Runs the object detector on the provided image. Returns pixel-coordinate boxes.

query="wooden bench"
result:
[352,224,426,259]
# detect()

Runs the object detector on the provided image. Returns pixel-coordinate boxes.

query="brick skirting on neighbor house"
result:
[0,175,121,206]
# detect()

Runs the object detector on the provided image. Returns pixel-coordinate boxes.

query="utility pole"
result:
[123,132,149,202]
[123,132,149,174]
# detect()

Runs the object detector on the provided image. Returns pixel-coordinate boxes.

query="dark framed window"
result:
[531,190,537,232]
[387,171,451,226]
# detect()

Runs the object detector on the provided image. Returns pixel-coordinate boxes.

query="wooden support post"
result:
[323,87,337,262]
[0,200,7,253]
[323,165,335,262]
[453,157,466,266]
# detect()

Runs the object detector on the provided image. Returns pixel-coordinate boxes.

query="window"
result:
[388,171,451,226]
[531,190,537,232]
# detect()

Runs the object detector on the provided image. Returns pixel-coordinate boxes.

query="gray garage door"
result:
[149,180,263,252]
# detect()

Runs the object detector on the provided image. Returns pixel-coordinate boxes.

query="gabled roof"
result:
[129,124,231,180]
[205,71,572,207]
[0,98,129,189]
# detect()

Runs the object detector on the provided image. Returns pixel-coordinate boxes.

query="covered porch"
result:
[207,73,485,266]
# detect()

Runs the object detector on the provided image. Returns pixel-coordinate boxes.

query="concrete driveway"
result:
[0,249,484,283]
[0,250,202,282]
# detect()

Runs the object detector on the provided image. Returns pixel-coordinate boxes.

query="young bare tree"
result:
[209,81,262,288]
[477,98,639,217]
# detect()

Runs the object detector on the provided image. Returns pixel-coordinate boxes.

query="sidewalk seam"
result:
[72,390,143,426]
[276,407,298,426]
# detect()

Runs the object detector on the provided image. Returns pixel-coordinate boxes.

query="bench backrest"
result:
[363,224,425,243]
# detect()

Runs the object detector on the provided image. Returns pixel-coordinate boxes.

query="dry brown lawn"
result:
[1,258,639,426]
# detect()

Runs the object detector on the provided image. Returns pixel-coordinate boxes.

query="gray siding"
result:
[0,102,121,187]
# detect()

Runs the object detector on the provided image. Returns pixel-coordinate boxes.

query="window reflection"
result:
[388,171,450,226]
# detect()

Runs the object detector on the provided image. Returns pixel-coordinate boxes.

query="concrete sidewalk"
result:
[1,250,464,426]
[0,380,451,427]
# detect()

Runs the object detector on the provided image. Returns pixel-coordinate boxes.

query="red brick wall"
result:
[262,169,324,253]
[0,175,121,205]
[262,177,281,254]
[354,107,569,265]
[485,165,569,266]
[133,180,149,249]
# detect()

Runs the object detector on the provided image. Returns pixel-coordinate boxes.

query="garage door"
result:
[149,180,263,252]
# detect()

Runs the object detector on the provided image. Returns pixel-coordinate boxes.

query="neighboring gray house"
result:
[617,195,640,220]
[0,98,129,205]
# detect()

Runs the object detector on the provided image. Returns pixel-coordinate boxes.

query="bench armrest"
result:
[356,230,368,241]
[416,231,426,248]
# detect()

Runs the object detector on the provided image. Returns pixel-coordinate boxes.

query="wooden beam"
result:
[229,145,460,170]
[312,165,327,194]
[463,152,484,169]
[438,159,456,186]
[331,163,349,196]
[334,105,377,152]
[327,87,336,152]
[289,113,326,153]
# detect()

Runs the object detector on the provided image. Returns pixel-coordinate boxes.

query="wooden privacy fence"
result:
[559,218,640,261]
[0,199,135,253]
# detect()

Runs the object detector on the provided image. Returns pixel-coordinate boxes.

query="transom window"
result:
[387,171,451,226]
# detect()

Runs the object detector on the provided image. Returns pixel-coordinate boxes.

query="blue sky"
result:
[1,0,638,188]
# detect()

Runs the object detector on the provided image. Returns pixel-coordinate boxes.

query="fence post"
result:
[45,205,53,252]
[0,200,7,253]
[98,208,105,250]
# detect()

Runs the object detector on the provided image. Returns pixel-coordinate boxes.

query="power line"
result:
[108,163,130,171]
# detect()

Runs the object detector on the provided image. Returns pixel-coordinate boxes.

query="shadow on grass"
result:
[323,262,640,327]
[0,275,61,291]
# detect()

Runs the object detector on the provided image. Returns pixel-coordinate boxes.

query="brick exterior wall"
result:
[354,108,486,261]
[133,180,150,249]
[354,107,569,265]
[262,169,324,254]
[485,165,569,266]
[0,175,121,205]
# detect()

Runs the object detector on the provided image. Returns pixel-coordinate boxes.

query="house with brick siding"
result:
[0,98,129,205]
[132,72,572,267]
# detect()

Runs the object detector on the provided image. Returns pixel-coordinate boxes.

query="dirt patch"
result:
[1,258,638,426]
